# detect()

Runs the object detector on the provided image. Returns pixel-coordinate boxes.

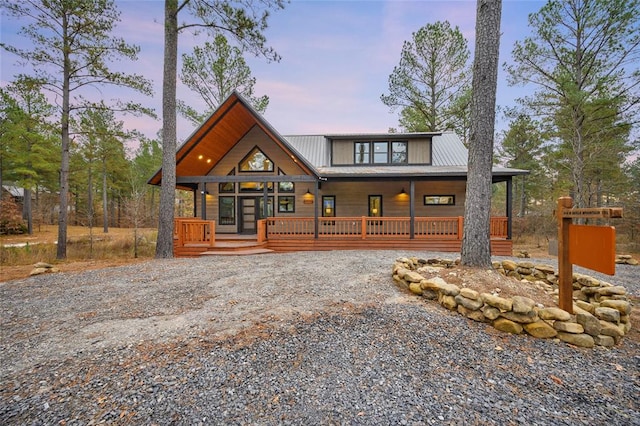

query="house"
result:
[148,91,527,257]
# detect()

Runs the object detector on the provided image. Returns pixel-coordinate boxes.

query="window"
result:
[278,196,295,213]
[354,142,370,164]
[391,141,407,164]
[373,142,388,163]
[258,197,274,217]
[322,196,336,217]
[424,195,455,205]
[219,197,235,225]
[239,147,274,172]
[239,181,274,192]
[278,168,294,192]
[353,141,408,164]
[219,168,235,193]
[369,195,382,217]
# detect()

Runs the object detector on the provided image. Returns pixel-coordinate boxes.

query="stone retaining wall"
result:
[392,257,633,348]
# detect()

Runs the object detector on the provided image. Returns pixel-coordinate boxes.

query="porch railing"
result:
[174,218,215,247]
[264,216,509,240]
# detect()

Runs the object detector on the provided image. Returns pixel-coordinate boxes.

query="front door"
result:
[239,197,257,234]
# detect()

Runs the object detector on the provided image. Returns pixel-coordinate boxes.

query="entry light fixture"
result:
[400,188,407,195]
[303,188,314,204]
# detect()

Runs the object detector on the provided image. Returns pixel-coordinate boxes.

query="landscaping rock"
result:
[524,321,557,339]
[481,293,513,312]
[594,307,620,323]
[538,307,571,321]
[557,332,595,348]
[493,318,523,334]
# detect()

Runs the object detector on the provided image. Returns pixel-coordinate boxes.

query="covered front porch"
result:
[173,215,512,257]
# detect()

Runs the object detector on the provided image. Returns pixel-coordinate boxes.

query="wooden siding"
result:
[194,125,314,232]
[331,140,353,165]
[318,181,465,217]
[331,138,431,165]
[408,139,431,164]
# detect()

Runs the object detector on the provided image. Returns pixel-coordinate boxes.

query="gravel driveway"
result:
[1,251,639,425]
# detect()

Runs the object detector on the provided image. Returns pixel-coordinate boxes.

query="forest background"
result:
[1,0,638,267]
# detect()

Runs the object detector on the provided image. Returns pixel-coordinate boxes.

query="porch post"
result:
[314,180,319,239]
[193,188,197,217]
[409,180,415,239]
[506,177,513,239]
[262,180,269,218]
[200,181,207,220]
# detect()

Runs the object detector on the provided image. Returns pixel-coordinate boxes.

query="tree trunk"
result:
[461,0,502,267]
[57,28,71,259]
[102,158,109,233]
[155,0,179,258]
[23,187,33,235]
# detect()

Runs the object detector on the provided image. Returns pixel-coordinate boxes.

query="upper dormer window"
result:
[240,146,274,172]
[354,141,407,164]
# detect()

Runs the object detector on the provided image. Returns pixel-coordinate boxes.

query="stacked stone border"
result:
[392,257,633,348]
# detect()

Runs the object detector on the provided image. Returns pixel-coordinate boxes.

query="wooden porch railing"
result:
[264,216,509,240]
[174,218,215,247]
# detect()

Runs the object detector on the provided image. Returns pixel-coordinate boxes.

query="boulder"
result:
[440,295,457,311]
[481,305,501,321]
[524,321,557,339]
[459,288,479,300]
[553,321,584,334]
[454,294,484,311]
[534,264,556,274]
[594,307,621,323]
[576,312,602,336]
[408,282,423,295]
[538,307,572,322]
[557,332,595,348]
[597,286,627,296]
[593,335,615,347]
[599,300,631,315]
[574,300,594,314]
[493,318,523,334]
[598,320,623,338]
[458,305,488,323]
[500,310,539,324]
[512,296,536,314]
[421,277,460,296]
[502,259,518,271]
[404,271,425,283]
[29,267,48,276]
[481,293,513,312]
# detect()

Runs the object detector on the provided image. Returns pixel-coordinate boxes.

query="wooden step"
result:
[200,248,274,256]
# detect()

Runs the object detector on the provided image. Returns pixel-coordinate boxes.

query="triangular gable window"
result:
[239,146,274,172]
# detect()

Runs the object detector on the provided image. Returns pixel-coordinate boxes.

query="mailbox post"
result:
[556,197,622,313]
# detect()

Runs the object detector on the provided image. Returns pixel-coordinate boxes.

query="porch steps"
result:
[199,235,274,256]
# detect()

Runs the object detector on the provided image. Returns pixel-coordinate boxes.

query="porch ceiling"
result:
[148,95,256,188]
[148,92,317,190]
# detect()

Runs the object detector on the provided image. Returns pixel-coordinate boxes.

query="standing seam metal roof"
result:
[283,131,468,168]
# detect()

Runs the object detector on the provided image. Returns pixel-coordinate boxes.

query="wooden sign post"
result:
[556,197,622,313]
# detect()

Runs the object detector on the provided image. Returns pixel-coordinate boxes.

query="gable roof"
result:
[149,91,527,187]
[148,91,318,188]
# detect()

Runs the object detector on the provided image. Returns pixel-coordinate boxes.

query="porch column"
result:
[193,188,197,217]
[262,180,269,218]
[200,181,207,220]
[506,177,513,239]
[314,180,319,239]
[410,180,415,239]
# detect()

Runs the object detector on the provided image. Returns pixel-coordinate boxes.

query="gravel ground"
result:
[1,250,638,425]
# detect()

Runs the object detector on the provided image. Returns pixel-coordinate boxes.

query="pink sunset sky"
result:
[1,0,546,150]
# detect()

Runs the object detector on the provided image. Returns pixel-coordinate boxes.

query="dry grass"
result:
[0,225,157,282]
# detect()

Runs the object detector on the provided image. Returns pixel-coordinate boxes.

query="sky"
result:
[1,0,546,150]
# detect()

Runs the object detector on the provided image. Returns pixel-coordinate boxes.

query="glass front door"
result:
[239,197,256,234]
